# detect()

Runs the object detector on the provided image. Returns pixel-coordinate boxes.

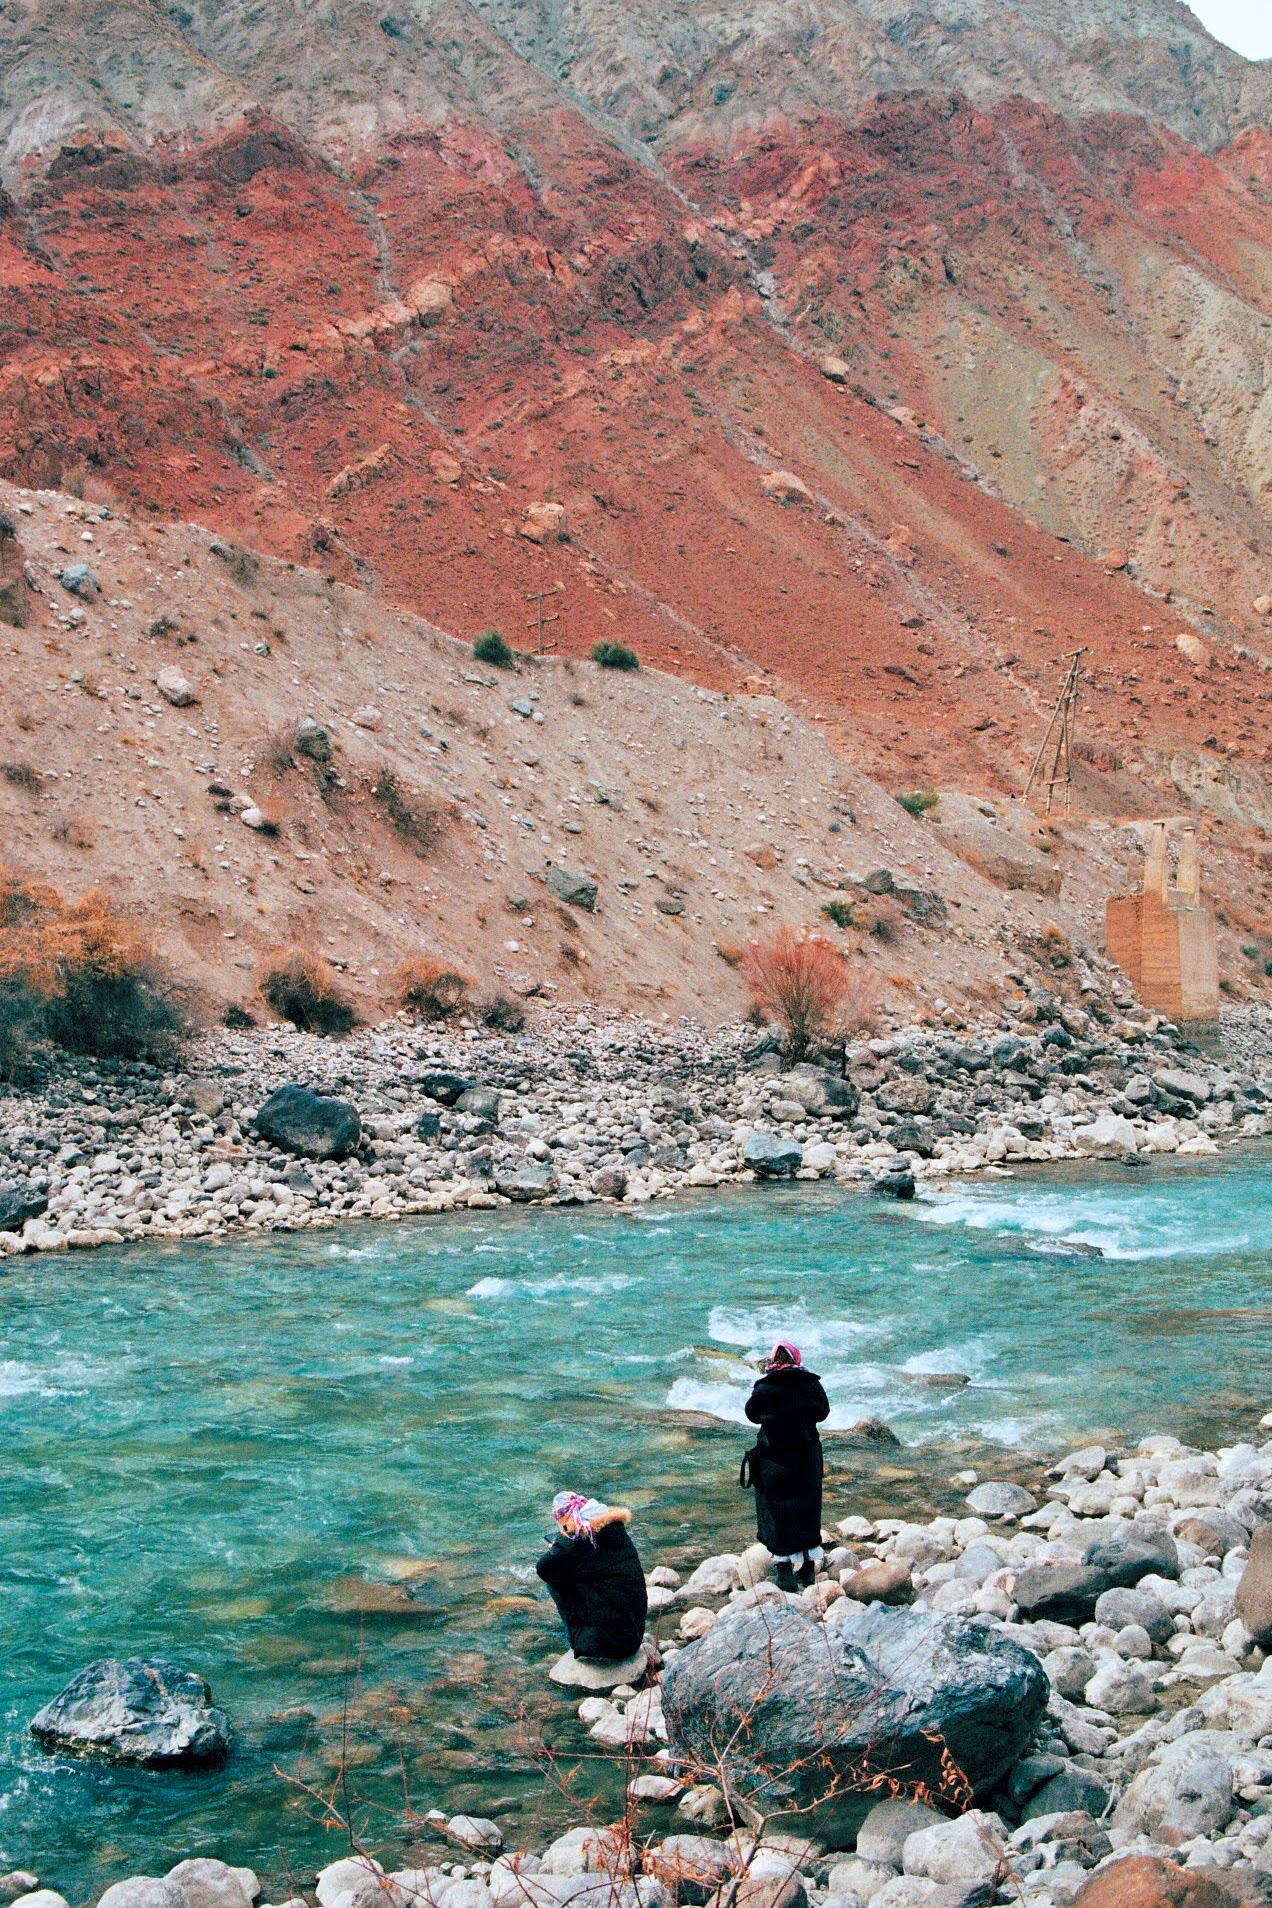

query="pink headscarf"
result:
[767,1341,802,1372]
[552,1490,606,1543]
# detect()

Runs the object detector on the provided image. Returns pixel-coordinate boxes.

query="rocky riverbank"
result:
[0,990,1269,1255]
[16,1416,1272,1908]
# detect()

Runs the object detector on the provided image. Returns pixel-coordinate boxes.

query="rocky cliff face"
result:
[0,0,1268,989]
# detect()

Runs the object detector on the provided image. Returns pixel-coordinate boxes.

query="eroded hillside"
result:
[7,481,1269,1024]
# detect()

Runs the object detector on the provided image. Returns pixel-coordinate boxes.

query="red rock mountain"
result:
[0,0,1269,1004]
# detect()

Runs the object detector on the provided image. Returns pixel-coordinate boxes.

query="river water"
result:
[2,1149,1270,1899]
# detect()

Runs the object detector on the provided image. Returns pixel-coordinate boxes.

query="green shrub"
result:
[821,899,857,931]
[895,788,939,819]
[473,629,513,667]
[592,641,639,671]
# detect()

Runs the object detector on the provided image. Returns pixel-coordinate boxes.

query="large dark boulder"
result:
[1084,1521,1179,1588]
[420,1071,472,1106]
[1012,1563,1112,1624]
[253,1084,360,1159]
[661,1601,1047,1847]
[31,1657,230,1768]
[0,1182,48,1232]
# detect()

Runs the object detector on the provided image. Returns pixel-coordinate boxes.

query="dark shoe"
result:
[775,1561,799,1593]
[796,1558,817,1588]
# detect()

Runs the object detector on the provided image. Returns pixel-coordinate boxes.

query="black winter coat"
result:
[742,1366,830,1554]
[535,1513,648,1660]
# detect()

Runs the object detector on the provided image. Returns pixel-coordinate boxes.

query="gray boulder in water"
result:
[743,1132,802,1178]
[254,1084,361,1160]
[661,1601,1047,1846]
[30,1657,231,1768]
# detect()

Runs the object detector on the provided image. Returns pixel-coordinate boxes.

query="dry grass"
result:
[262,726,299,777]
[739,924,853,1063]
[260,947,356,1035]
[370,768,445,855]
[394,954,470,1020]
[866,896,904,943]
[0,866,187,1078]
[50,815,95,849]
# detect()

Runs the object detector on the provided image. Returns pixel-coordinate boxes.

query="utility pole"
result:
[1024,646,1086,816]
[525,586,561,656]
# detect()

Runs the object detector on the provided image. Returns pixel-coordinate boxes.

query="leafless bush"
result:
[0,866,187,1078]
[260,947,356,1034]
[371,769,445,855]
[395,955,470,1020]
[739,926,853,1064]
[478,991,526,1032]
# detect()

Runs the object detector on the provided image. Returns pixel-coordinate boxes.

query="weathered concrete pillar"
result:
[1143,820,1169,900]
[1177,826,1200,901]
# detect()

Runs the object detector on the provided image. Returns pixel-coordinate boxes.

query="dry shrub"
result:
[867,896,904,943]
[739,924,852,1064]
[1,762,39,792]
[260,947,355,1035]
[370,768,444,855]
[478,991,525,1033]
[262,726,299,777]
[714,938,745,968]
[0,867,187,1079]
[50,816,95,849]
[395,954,470,1020]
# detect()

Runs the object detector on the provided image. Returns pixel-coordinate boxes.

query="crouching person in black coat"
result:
[742,1341,831,1592]
[536,1491,649,1663]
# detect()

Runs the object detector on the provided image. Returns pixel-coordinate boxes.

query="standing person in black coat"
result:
[742,1341,831,1592]
[536,1491,649,1663]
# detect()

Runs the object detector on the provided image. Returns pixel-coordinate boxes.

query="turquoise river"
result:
[2,1149,1270,1900]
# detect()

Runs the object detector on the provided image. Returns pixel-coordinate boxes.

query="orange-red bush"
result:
[260,947,355,1035]
[394,954,470,1020]
[739,925,852,1063]
[0,867,187,1077]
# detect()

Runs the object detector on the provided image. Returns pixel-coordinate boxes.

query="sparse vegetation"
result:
[50,816,95,849]
[473,629,513,667]
[592,640,639,670]
[211,541,259,588]
[223,1002,256,1029]
[478,991,526,1033]
[395,955,471,1020]
[260,948,356,1035]
[821,898,857,931]
[867,897,903,944]
[0,867,187,1079]
[263,726,299,777]
[370,768,444,855]
[895,787,939,819]
[1,762,39,792]
[739,925,852,1064]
